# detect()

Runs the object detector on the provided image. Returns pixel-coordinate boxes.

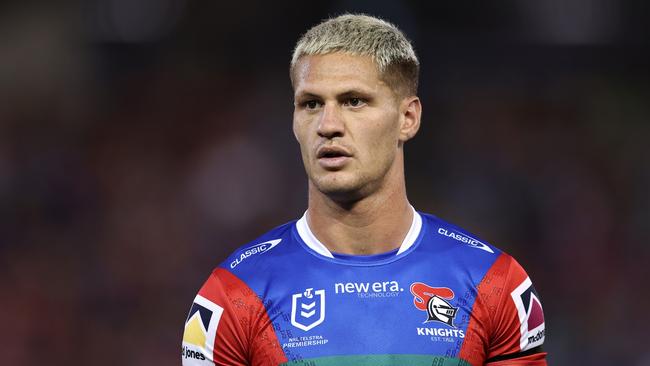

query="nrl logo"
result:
[410,282,459,327]
[291,288,325,331]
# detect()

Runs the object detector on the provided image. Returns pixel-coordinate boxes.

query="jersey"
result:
[181,210,547,365]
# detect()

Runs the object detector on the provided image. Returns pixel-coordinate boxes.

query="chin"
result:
[311,174,367,202]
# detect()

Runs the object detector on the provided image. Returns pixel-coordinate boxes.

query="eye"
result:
[301,100,322,110]
[344,97,365,108]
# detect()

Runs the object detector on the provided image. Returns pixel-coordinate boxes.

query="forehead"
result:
[292,53,387,95]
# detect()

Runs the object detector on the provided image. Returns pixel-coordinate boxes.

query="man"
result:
[182,14,547,366]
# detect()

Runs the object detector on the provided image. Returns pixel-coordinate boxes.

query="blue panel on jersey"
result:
[220,212,502,362]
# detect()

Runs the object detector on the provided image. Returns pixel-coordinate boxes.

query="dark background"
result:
[1,1,649,365]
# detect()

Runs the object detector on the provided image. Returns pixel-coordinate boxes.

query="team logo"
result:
[410,282,458,327]
[511,277,545,351]
[291,288,325,331]
[182,295,223,364]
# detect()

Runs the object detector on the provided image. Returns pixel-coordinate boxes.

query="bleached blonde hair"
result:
[290,14,419,97]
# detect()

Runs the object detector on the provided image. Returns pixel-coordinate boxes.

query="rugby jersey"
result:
[181,209,546,365]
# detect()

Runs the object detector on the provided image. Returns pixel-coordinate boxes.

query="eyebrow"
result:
[337,90,373,99]
[295,88,375,100]
[294,92,322,100]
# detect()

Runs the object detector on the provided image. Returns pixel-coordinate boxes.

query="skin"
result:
[292,52,422,255]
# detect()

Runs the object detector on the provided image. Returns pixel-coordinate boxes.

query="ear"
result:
[398,96,422,143]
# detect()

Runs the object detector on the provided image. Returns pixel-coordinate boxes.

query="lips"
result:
[316,145,352,169]
[317,146,352,159]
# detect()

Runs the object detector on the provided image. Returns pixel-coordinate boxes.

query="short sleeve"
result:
[459,253,547,365]
[486,254,547,365]
[181,268,287,366]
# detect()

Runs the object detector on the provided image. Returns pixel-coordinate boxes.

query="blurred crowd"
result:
[1,1,648,365]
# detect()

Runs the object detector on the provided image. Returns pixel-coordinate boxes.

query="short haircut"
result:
[290,14,419,97]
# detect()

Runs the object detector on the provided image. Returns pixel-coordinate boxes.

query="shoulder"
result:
[193,220,298,309]
[418,212,540,305]
[218,220,297,270]
[190,221,297,306]
[419,212,502,256]
[418,213,548,362]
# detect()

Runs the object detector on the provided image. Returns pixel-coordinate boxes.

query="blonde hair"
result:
[290,14,419,97]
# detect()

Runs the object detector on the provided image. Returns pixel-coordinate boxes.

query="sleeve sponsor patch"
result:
[182,294,223,365]
[510,277,545,351]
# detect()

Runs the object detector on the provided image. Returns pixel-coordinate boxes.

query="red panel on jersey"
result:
[458,253,547,365]
[198,268,288,366]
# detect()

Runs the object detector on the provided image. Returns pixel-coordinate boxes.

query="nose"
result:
[317,104,344,139]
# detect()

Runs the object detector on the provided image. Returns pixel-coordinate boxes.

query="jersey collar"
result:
[295,206,422,259]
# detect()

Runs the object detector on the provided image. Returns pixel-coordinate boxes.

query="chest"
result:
[256,264,485,364]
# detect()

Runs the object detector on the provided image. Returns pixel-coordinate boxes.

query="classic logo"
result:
[182,294,223,364]
[437,228,494,253]
[230,239,282,268]
[410,282,458,327]
[511,277,545,351]
[291,288,325,331]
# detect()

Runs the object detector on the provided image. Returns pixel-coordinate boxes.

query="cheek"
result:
[356,126,397,167]
[369,121,400,164]
[293,119,307,145]
[293,123,314,160]
[368,117,400,149]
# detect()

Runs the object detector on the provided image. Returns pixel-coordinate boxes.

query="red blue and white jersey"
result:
[181,210,547,365]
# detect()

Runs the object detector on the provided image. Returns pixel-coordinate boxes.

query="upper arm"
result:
[181,269,250,366]
[459,254,547,365]
[181,268,287,366]
[485,255,547,365]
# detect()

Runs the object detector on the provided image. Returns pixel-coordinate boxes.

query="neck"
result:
[306,173,413,256]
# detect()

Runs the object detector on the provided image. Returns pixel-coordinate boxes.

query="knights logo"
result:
[291,288,325,331]
[410,282,458,327]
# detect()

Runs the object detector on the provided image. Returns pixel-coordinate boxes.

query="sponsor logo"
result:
[182,346,206,361]
[410,282,465,343]
[291,288,325,331]
[182,295,223,364]
[230,239,282,268]
[511,277,545,351]
[334,280,403,298]
[437,228,494,253]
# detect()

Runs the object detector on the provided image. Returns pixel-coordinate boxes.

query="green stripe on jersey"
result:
[282,354,472,366]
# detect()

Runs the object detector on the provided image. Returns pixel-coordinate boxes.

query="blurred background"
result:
[1,0,648,365]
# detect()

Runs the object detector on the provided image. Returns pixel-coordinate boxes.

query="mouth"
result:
[316,146,352,169]
[317,147,351,159]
